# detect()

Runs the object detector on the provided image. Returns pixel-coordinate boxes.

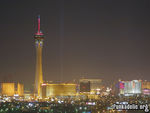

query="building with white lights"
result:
[119,80,142,96]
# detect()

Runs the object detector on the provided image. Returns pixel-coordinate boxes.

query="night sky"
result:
[0,0,150,89]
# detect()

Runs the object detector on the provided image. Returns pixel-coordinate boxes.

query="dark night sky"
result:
[0,0,150,89]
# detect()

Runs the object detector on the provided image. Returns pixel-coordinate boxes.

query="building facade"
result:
[119,80,142,96]
[41,83,77,98]
[79,79,102,94]
[1,83,24,96]
[142,81,150,95]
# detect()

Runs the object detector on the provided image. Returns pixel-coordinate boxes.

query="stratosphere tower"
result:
[34,15,44,98]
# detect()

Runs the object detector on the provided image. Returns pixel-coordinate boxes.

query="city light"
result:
[0,1,150,113]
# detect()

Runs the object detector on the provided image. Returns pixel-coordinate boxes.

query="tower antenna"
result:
[38,15,40,33]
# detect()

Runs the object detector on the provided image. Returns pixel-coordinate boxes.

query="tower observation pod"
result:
[34,15,44,98]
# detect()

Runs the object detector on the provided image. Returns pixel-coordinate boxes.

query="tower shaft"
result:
[35,41,43,97]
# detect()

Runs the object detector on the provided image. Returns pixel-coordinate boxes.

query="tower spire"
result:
[38,15,40,33]
[35,15,43,36]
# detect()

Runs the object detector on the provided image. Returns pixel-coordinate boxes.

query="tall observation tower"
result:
[34,15,44,98]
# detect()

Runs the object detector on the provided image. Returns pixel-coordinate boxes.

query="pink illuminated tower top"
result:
[34,15,44,39]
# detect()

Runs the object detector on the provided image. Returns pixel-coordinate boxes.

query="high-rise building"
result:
[1,83,15,96]
[17,83,24,96]
[1,83,24,96]
[80,80,90,92]
[142,80,150,95]
[34,15,44,98]
[142,80,150,89]
[79,79,102,93]
[119,80,142,96]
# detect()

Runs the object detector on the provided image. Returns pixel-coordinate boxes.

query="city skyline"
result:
[0,0,150,89]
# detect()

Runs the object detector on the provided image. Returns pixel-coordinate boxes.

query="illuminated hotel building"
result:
[119,80,142,96]
[142,80,150,89]
[1,83,15,96]
[41,83,77,98]
[142,80,150,95]
[34,15,44,98]
[17,83,24,96]
[1,83,24,97]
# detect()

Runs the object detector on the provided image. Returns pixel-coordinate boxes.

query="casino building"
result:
[41,83,77,98]
[1,83,24,97]
[119,80,142,96]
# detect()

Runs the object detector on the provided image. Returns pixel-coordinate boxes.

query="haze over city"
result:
[0,0,150,89]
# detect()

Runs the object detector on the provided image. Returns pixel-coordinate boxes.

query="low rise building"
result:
[41,83,77,98]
